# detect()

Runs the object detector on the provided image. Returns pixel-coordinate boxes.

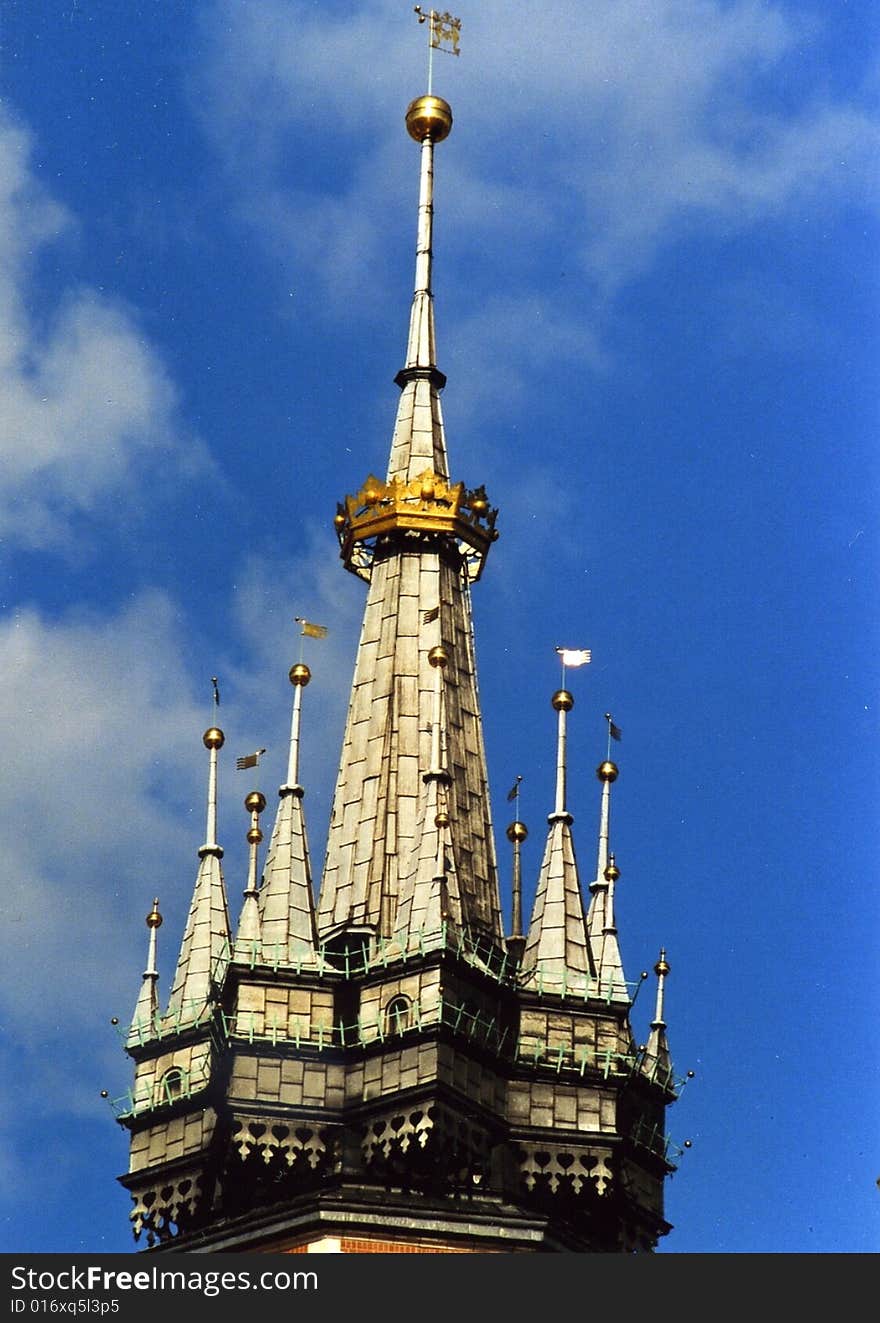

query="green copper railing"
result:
[121,923,645,1054]
[231,921,515,983]
[221,993,511,1055]
[230,921,645,1004]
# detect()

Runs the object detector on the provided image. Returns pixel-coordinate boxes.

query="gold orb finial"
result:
[507,820,528,844]
[655,949,670,978]
[203,726,224,749]
[146,899,162,929]
[247,826,264,845]
[245,790,267,815]
[428,644,450,668]
[597,759,618,782]
[289,662,311,687]
[406,94,453,143]
[552,689,573,712]
[434,809,451,829]
[604,853,620,882]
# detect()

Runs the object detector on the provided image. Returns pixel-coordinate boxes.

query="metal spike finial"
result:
[201,725,224,854]
[507,814,527,944]
[241,790,266,924]
[284,657,312,790]
[550,688,574,820]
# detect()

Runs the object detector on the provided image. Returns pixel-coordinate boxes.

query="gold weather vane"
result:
[414,7,461,94]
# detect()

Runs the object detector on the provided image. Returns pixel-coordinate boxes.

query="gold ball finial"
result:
[245,791,267,815]
[203,726,224,749]
[247,826,264,845]
[146,900,162,929]
[507,820,528,844]
[428,644,450,669]
[604,853,620,882]
[289,662,311,687]
[406,94,453,143]
[434,809,451,829]
[597,760,618,782]
[655,949,671,978]
[552,689,573,712]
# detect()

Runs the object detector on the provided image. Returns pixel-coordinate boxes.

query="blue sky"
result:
[0,0,877,1254]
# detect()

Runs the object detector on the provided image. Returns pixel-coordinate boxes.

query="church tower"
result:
[114,73,687,1255]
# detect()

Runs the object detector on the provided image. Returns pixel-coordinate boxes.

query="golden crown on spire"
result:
[335,467,498,583]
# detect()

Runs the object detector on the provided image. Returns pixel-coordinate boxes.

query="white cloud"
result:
[0,105,205,553]
[446,293,608,430]
[0,594,214,1125]
[222,524,365,832]
[194,0,879,318]
[0,540,364,1122]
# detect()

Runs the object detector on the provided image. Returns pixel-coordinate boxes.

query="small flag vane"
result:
[295,617,328,639]
[506,774,523,803]
[556,647,592,668]
[422,604,440,624]
[236,748,266,771]
[605,713,622,742]
[211,676,220,709]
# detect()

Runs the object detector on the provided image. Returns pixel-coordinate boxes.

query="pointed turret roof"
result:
[505,810,528,964]
[257,662,319,966]
[164,727,232,1026]
[319,95,502,945]
[642,948,674,1089]
[127,898,162,1047]
[587,761,630,1004]
[520,690,594,992]
[235,790,266,953]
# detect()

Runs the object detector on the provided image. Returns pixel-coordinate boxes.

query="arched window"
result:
[384,995,412,1036]
[157,1066,187,1105]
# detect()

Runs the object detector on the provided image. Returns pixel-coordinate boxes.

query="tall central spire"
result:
[320,93,502,947]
